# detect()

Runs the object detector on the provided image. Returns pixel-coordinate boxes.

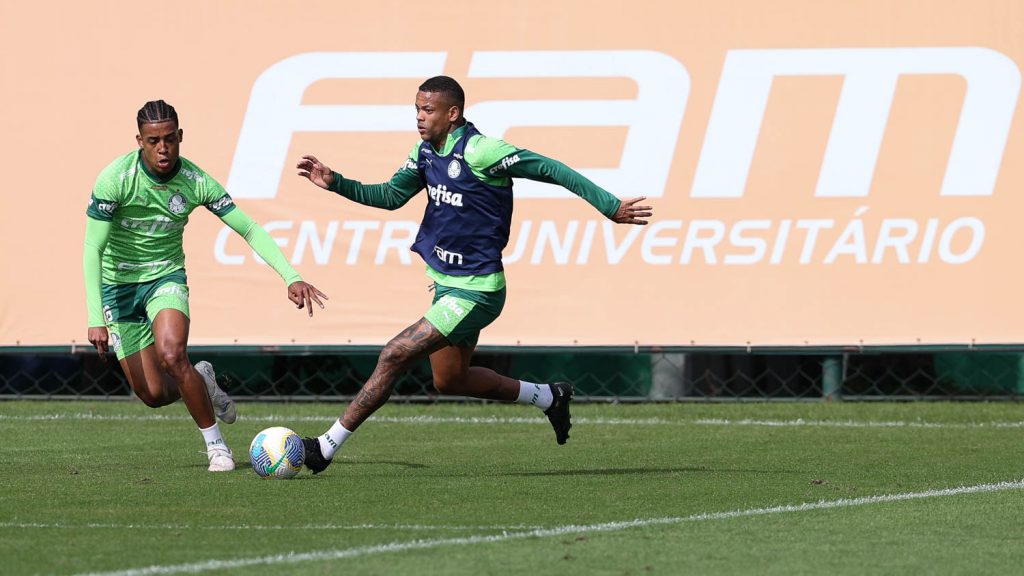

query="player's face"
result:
[415,90,459,148]
[136,121,182,177]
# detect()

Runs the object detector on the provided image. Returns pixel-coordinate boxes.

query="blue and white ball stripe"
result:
[249,426,305,479]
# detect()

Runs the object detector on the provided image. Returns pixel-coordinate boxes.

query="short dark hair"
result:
[418,76,465,111]
[137,100,178,130]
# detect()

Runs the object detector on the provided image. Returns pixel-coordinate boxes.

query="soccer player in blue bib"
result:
[296,76,651,473]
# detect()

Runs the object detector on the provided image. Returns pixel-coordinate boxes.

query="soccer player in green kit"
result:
[295,76,652,473]
[84,100,328,472]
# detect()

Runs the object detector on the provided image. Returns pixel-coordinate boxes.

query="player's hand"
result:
[296,155,336,190]
[612,196,653,225]
[88,326,110,359]
[288,281,329,317]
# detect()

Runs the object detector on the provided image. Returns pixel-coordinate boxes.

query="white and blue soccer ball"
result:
[249,426,305,479]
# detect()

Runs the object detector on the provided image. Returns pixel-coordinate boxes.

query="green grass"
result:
[2,400,1023,575]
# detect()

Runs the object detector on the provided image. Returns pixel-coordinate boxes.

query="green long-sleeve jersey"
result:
[328,124,622,290]
[83,151,302,326]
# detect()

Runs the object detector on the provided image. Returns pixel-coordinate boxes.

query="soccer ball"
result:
[249,426,305,479]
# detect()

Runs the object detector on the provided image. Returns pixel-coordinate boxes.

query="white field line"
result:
[73,479,1024,576]
[689,417,1024,429]
[0,521,543,532]
[2,412,1024,429]
[0,413,662,426]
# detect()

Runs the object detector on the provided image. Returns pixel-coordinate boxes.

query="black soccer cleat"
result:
[302,436,333,474]
[543,381,574,445]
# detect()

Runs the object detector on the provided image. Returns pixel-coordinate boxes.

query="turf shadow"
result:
[501,466,800,477]
[343,459,429,469]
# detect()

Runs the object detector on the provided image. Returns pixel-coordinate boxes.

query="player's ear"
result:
[447,105,461,122]
[178,129,184,143]
[136,133,143,148]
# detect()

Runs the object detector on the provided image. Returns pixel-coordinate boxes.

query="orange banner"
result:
[2,0,1022,348]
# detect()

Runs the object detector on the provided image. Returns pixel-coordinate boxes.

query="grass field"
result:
[2,400,1023,575]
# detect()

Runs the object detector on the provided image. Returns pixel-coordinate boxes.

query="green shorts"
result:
[423,283,506,347]
[100,269,190,360]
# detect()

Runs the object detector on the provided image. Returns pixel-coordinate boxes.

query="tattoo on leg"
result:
[343,320,445,429]
[354,387,377,409]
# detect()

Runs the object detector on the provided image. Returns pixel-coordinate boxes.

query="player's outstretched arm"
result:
[487,145,651,224]
[296,155,336,190]
[83,217,112,356]
[219,207,330,317]
[287,280,329,317]
[611,196,653,225]
[297,152,423,210]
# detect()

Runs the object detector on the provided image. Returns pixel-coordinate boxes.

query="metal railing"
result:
[2,348,1023,401]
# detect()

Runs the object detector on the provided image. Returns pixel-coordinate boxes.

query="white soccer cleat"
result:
[207,445,235,472]
[195,361,237,424]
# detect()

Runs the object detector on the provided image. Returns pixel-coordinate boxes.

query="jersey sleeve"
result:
[83,217,112,327]
[326,143,424,209]
[463,135,519,184]
[84,165,121,325]
[219,207,302,285]
[195,171,237,217]
[86,194,118,221]
[468,137,622,219]
[86,165,123,221]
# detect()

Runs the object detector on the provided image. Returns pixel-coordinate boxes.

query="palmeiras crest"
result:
[168,193,187,215]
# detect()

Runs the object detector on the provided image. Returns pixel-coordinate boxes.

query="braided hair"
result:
[136,100,178,130]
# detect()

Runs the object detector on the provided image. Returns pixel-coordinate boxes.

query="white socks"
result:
[200,422,227,450]
[318,419,352,459]
[516,380,553,410]
[312,384,550,461]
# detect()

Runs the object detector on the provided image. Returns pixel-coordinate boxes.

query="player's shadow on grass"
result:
[209,460,428,474]
[241,460,427,469]
[502,466,798,477]
[343,459,428,469]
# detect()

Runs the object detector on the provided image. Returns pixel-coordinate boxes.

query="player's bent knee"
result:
[136,394,166,408]
[158,349,190,378]
[432,375,468,395]
[130,382,171,408]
